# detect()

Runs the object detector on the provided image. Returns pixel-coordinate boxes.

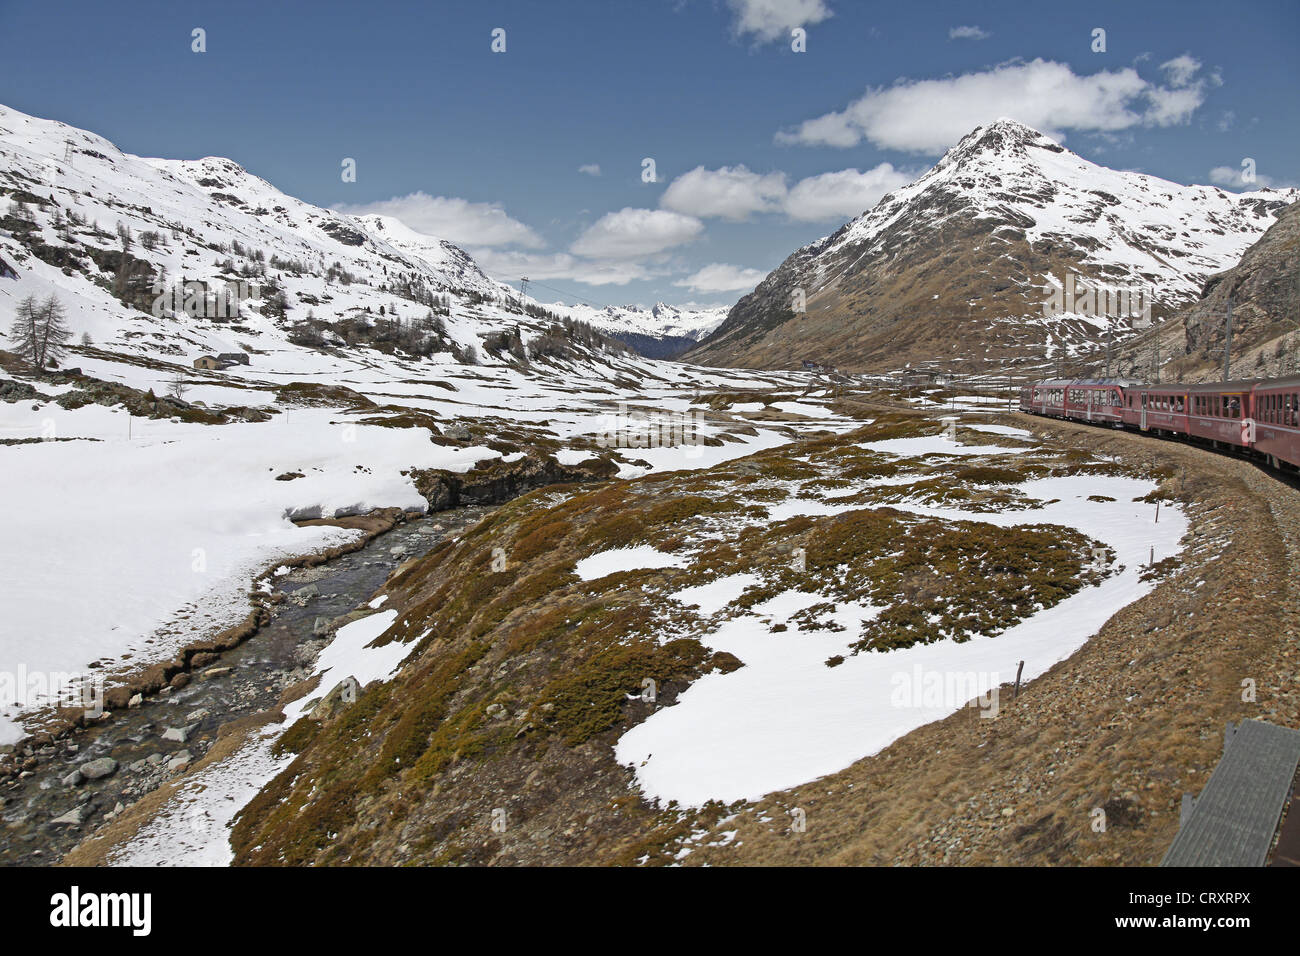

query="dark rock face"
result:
[1181,201,1300,366]
[319,220,367,246]
[412,452,618,512]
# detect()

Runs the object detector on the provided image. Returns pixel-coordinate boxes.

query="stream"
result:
[0,505,493,867]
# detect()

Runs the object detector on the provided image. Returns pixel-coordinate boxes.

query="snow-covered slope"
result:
[554,301,729,342]
[544,300,728,358]
[690,119,1298,373]
[0,103,829,746]
[0,102,538,368]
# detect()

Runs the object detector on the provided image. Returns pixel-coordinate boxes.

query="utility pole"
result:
[1223,291,1234,382]
[1105,318,1113,379]
[519,276,529,306]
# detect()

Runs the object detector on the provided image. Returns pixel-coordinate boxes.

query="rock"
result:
[309,677,361,722]
[199,667,232,681]
[311,616,332,636]
[61,769,83,787]
[78,757,118,781]
[128,693,143,708]
[167,751,192,773]
[161,724,195,744]
[186,708,210,723]
[486,703,509,720]
[49,806,85,826]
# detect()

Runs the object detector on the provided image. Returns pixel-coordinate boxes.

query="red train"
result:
[1018,376,1300,473]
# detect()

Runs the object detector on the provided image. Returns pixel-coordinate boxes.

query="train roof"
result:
[1176,379,1264,393]
[1142,375,1300,392]
[1252,375,1300,390]
[1034,378,1144,387]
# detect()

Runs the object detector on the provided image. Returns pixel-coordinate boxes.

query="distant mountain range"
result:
[544,301,729,358]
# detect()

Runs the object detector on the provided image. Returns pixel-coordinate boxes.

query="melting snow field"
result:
[0,357,835,745]
[864,434,1029,457]
[616,475,1187,806]
[0,403,478,745]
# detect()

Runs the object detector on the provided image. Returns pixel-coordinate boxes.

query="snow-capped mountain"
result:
[547,300,729,358]
[0,103,630,373]
[688,119,1297,373]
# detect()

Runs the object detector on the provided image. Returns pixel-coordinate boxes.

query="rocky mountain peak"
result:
[937,118,1065,172]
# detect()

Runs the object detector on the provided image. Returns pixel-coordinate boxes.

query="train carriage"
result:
[1062,379,1132,425]
[1135,384,1190,436]
[1022,379,1069,417]
[1020,379,1132,423]
[1019,372,1300,475]
[1179,380,1257,449]
[1250,376,1300,471]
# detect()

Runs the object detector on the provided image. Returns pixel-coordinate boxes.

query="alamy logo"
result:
[1042,272,1151,325]
[49,886,151,936]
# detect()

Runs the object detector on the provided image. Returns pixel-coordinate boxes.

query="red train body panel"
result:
[1018,374,1300,473]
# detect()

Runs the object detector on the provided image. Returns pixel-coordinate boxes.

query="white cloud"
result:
[570,208,704,259]
[1160,54,1201,88]
[473,248,655,287]
[776,58,1209,153]
[578,164,602,176]
[674,263,768,294]
[660,165,788,220]
[949,25,990,40]
[728,0,832,43]
[783,165,913,221]
[333,191,544,248]
[1207,165,1291,190]
[660,162,913,224]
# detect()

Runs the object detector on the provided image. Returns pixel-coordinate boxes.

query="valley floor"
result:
[7,364,1297,867]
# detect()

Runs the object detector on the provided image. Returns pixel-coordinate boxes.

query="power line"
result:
[516,276,622,313]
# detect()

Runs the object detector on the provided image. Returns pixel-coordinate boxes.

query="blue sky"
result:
[2,0,1297,309]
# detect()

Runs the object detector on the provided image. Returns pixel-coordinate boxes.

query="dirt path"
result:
[689,416,1300,866]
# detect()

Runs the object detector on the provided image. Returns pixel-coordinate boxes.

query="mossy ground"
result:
[229,402,1152,866]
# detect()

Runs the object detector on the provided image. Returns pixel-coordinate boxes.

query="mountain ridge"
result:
[688,118,1297,374]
